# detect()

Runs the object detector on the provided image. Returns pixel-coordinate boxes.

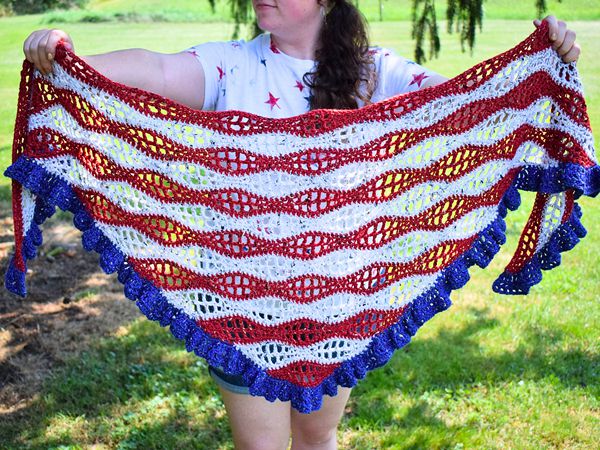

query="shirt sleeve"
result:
[376,47,441,97]
[184,40,241,111]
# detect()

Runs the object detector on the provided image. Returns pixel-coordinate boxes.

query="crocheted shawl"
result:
[4,22,598,413]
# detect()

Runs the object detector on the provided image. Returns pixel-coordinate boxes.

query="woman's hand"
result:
[23,29,74,76]
[533,16,580,63]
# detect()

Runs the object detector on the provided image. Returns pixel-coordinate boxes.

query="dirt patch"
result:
[0,201,142,416]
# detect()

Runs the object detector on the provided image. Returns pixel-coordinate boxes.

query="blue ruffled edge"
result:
[3,156,598,413]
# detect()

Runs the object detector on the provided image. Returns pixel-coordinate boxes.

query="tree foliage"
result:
[209,0,562,64]
[0,0,86,14]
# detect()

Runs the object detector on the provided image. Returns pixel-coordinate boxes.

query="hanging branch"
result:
[411,0,441,63]
[207,0,259,39]
[209,0,563,64]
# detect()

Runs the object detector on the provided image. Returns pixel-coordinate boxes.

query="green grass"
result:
[6,0,600,25]
[0,10,599,450]
[45,0,600,22]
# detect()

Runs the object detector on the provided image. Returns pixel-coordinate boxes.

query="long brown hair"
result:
[303,0,376,110]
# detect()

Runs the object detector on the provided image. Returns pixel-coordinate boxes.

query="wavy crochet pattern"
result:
[4,21,598,413]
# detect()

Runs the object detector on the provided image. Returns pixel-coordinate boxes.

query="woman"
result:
[22,1,581,449]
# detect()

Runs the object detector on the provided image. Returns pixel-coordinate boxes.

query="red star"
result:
[294,81,305,92]
[217,65,225,80]
[409,72,429,87]
[265,92,281,110]
[187,49,198,57]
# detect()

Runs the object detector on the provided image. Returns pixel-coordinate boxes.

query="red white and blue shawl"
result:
[4,22,598,413]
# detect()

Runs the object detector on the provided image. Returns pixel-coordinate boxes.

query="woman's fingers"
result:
[535,15,580,63]
[22,29,74,75]
[23,30,44,72]
[37,32,53,75]
[31,31,50,74]
[543,15,559,41]
[552,20,568,50]
[557,30,576,56]
[561,43,581,63]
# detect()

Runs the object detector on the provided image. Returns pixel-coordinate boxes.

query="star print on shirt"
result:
[265,92,281,110]
[217,65,226,81]
[409,72,429,88]
[260,58,267,67]
[294,81,305,92]
[187,49,198,57]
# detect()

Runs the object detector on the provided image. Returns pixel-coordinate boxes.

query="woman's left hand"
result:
[533,15,581,63]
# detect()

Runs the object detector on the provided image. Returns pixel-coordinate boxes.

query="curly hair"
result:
[303,0,377,110]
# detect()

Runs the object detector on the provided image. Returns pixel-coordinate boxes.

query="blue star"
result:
[304,94,314,106]
[260,58,267,67]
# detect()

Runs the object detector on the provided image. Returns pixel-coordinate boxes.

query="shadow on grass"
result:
[343,306,596,446]
[1,301,596,448]
[1,319,232,448]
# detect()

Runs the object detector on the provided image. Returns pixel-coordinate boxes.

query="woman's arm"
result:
[23,28,206,110]
[80,49,206,110]
[420,73,449,89]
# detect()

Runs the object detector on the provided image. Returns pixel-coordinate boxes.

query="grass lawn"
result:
[0,9,598,450]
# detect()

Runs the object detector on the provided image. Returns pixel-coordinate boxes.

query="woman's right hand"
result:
[23,29,74,75]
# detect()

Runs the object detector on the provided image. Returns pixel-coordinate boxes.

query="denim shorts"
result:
[208,364,251,395]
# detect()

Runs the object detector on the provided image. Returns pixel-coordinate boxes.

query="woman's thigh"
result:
[290,387,353,443]
[217,385,292,450]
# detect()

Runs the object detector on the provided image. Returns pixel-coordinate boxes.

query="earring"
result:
[321,5,327,22]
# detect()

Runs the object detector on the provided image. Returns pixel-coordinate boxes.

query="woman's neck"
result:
[270,28,321,60]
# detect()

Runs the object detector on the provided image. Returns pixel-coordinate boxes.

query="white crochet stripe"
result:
[46,47,591,162]
[35,152,514,244]
[34,141,550,240]
[535,192,566,253]
[21,189,37,237]
[30,97,576,198]
[163,272,440,326]
[95,204,497,281]
[235,335,373,370]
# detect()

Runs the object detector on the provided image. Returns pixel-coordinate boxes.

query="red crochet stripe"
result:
[50,23,554,138]
[505,193,548,273]
[267,360,341,388]
[129,235,477,300]
[32,129,522,219]
[74,169,512,258]
[28,70,593,174]
[10,62,36,272]
[561,189,575,222]
[196,305,409,347]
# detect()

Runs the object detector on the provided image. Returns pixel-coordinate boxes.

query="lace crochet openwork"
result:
[4,22,598,413]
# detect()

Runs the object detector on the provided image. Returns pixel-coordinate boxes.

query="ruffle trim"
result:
[3,157,594,413]
[514,163,600,198]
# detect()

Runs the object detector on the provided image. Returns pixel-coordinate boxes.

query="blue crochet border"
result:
[3,156,598,413]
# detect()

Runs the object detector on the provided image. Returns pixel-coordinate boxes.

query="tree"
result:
[0,0,86,14]
[208,0,562,63]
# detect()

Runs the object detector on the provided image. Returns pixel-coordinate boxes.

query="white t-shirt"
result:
[186,33,438,118]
